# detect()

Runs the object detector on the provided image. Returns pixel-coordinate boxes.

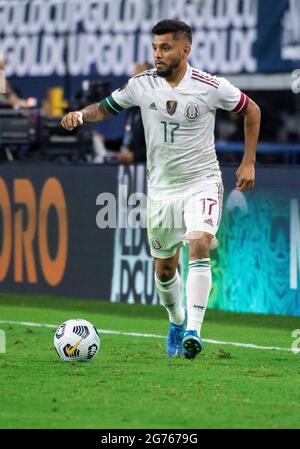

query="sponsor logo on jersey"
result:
[149,102,157,110]
[184,102,200,120]
[151,239,162,250]
[166,100,177,115]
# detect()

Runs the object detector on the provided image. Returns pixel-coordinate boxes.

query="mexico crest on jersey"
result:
[184,102,200,120]
[166,100,177,115]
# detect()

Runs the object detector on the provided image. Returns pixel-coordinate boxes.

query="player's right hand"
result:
[61,111,83,131]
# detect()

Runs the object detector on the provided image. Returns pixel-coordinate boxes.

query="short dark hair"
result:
[152,20,192,44]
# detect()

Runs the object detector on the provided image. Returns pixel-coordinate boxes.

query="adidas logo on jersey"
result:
[149,102,157,110]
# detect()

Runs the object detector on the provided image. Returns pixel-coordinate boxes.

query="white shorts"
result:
[147,181,224,259]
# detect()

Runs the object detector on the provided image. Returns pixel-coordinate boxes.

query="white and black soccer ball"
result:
[54,319,100,362]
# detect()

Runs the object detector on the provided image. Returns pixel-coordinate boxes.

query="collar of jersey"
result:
[162,63,192,91]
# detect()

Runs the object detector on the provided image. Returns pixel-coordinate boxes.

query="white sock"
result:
[155,270,185,325]
[186,259,212,335]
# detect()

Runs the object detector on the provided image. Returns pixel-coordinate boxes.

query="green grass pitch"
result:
[0,293,300,429]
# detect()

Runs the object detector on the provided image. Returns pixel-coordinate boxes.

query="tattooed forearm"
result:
[80,103,112,122]
[61,103,112,130]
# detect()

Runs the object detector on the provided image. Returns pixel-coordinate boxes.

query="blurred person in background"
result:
[117,62,151,164]
[0,54,36,109]
[93,62,151,164]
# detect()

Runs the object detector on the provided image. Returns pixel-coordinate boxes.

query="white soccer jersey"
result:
[101,63,249,200]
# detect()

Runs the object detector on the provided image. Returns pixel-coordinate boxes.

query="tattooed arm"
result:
[61,103,112,131]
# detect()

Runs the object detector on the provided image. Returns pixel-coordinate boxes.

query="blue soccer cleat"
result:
[166,311,187,357]
[182,330,204,360]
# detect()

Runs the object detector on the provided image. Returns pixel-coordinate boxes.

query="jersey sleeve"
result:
[208,77,249,114]
[100,77,140,115]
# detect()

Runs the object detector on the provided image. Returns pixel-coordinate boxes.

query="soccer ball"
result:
[54,319,100,362]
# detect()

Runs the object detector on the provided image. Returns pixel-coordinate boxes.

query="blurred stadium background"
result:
[0,0,300,430]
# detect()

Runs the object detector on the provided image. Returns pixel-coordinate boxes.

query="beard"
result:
[156,57,182,78]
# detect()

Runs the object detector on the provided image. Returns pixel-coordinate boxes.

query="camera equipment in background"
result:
[73,80,111,110]
[40,115,93,163]
[0,107,39,162]
[0,108,94,164]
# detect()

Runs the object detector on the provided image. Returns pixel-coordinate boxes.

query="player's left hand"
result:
[235,162,255,192]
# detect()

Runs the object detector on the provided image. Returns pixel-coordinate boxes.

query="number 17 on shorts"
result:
[184,182,224,238]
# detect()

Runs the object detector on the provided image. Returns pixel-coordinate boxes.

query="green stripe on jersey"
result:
[100,95,124,115]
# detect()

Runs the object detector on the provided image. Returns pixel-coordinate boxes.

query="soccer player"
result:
[61,20,261,360]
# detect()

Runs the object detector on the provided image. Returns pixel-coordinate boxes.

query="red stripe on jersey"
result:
[191,75,219,89]
[192,71,219,87]
[233,92,249,114]
[192,72,219,86]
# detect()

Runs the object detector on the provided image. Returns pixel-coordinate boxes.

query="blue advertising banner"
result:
[0,0,298,85]
[111,165,300,317]
[0,164,300,316]
[1,0,299,139]
[207,166,300,316]
[0,164,118,300]
[257,0,300,72]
